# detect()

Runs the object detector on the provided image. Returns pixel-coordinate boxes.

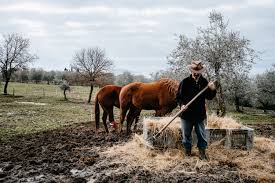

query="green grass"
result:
[0,82,274,142]
[0,82,99,142]
[229,107,275,124]
[1,82,97,101]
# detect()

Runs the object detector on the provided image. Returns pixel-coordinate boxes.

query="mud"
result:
[0,122,272,182]
[248,123,275,139]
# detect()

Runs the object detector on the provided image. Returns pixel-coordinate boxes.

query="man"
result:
[176,60,216,160]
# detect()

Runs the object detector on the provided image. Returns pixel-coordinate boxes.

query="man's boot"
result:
[199,149,207,160]
[185,148,191,156]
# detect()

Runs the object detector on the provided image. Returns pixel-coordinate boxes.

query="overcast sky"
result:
[0,0,274,77]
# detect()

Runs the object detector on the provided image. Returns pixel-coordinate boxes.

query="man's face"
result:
[192,72,201,80]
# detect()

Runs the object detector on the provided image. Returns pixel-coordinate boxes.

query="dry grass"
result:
[207,114,243,129]
[143,117,182,148]
[103,134,197,173]
[103,115,275,182]
[209,136,275,182]
[144,114,243,132]
[103,135,275,182]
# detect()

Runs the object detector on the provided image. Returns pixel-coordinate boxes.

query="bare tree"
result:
[72,47,113,103]
[168,11,258,116]
[0,33,38,94]
[59,80,70,100]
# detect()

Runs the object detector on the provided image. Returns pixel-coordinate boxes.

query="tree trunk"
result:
[262,104,268,113]
[3,79,10,95]
[259,101,268,113]
[63,90,67,100]
[215,79,226,117]
[234,96,242,112]
[88,83,94,103]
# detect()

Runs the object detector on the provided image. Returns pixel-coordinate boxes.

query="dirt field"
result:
[1,122,274,183]
[249,123,275,139]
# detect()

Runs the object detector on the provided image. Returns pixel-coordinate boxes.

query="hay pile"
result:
[102,116,274,181]
[144,115,243,131]
[208,136,275,181]
[103,135,275,182]
[143,117,182,148]
[103,134,194,172]
[207,114,243,129]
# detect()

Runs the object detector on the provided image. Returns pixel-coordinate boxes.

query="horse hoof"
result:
[110,121,118,129]
[126,130,132,136]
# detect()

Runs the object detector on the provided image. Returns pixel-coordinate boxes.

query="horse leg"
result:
[126,107,140,135]
[126,107,135,135]
[108,106,117,130]
[155,107,172,117]
[119,106,128,133]
[155,110,162,117]
[102,110,109,133]
[133,111,141,131]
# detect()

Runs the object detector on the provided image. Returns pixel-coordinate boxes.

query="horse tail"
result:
[94,93,100,131]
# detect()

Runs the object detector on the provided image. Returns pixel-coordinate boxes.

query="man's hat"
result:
[188,60,205,73]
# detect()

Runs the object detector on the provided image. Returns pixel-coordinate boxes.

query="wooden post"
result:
[43,88,45,97]
[225,129,232,149]
[246,128,254,150]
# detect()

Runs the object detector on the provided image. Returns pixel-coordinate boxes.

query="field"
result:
[0,82,274,182]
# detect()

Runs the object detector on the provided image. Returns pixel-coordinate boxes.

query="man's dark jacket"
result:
[176,75,216,120]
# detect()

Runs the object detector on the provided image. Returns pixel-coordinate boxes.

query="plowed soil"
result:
[1,122,273,183]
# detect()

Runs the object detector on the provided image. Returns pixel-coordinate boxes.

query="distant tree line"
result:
[4,68,150,86]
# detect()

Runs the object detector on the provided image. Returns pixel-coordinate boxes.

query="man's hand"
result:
[180,105,187,111]
[208,81,216,91]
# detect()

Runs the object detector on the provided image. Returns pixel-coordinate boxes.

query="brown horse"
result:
[94,85,139,133]
[119,78,179,134]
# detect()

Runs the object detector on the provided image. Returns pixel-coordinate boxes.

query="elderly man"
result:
[176,60,216,160]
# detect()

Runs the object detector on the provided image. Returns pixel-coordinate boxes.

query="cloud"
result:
[64,21,104,29]
[0,0,274,76]
[245,0,275,7]
[0,2,111,14]
[0,2,241,17]
[10,18,47,37]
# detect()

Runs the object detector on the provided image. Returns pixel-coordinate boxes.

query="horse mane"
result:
[157,78,179,97]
